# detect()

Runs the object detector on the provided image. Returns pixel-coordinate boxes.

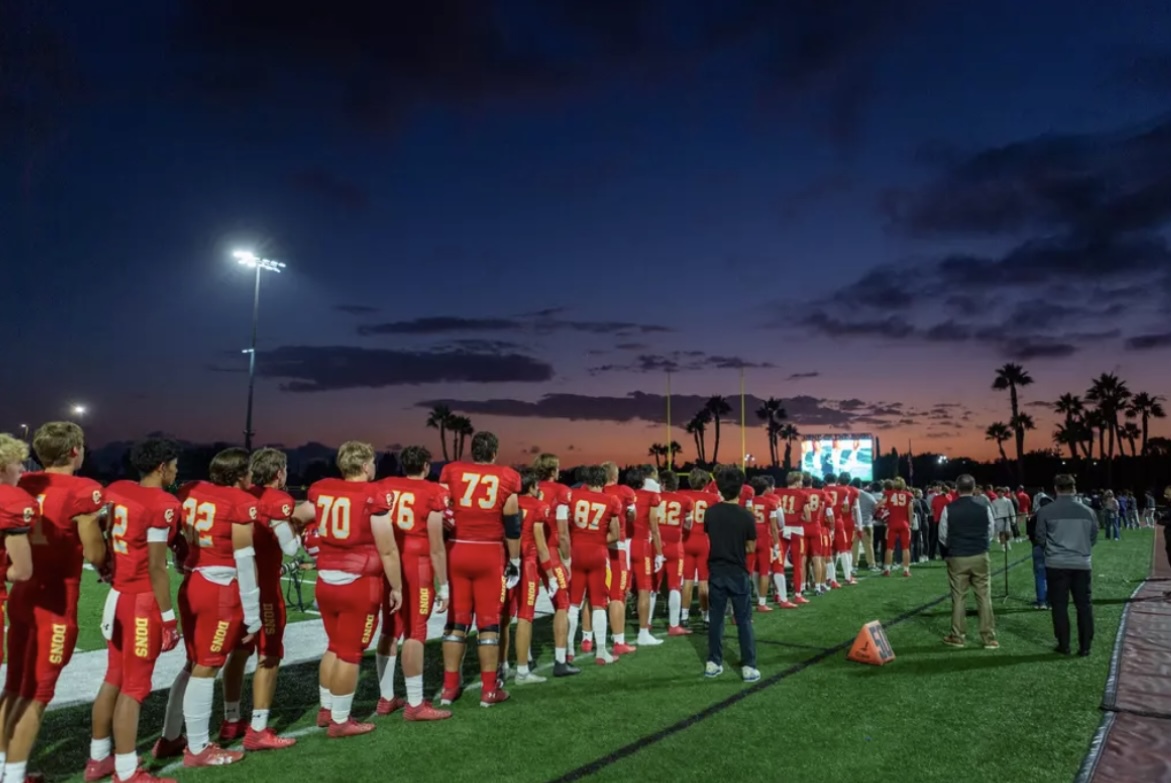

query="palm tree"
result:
[685,410,711,465]
[704,396,732,465]
[1126,392,1166,455]
[426,404,454,461]
[1053,424,1080,460]
[985,422,1012,463]
[1147,436,1171,457]
[779,424,800,471]
[1009,412,1036,444]
[993,363,1033,478]
[1120,422,1142,457]
[647,443,667,470]
[450,416,475,460]
[755,397,786,468]
[1053,394,1084,459]
[1086,373,1132,462]
[666,440,683,470]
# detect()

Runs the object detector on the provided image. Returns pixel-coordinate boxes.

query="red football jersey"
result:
[249,486,296,584]
[308,478,394,576]
[105,481,181,594]
[518,496,553,560]
[439,462,522,543]
[569,489,622,547]
[177,481,259,571]
[0,484,36,597]
[602,484,635,541]
[678,489,719,542]
[703,481,755,508]
[752,492,781,531]
[659,491,694,544]
[18,471,105,584]
[1016,492,1031,515]
[631,488,663,542]
[883,489,914,527]
[804,488,831,529]
[931,493,949,523]
[537,480,572,552]
[380,477,450,543]
[773,488,808,523]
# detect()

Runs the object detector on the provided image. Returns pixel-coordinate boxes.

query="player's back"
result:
[18,471,104,583]
[678,490,719,540]
[308,477,393,576]
[249,485,295,579]
[631,488,662,541]
[773,487,808,523]
[752,492,780,529]
[178,480,258,571]
[380,476,448,545]
[602,484,634,540]
[884,489,914,526]
[440,462,521,542]
[106,480,180,593]
[569,488,619,546]
[518,496,552,558]
[659,491,693,543]
[823,485,843,515]
[537,480,571,549]
[0,484,36,593]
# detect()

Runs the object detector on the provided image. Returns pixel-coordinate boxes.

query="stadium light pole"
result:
[18,424,28,442]
[233,250,285,450]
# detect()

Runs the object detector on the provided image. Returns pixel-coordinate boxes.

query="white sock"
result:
[827,562,837,582]
[846,553,854,580]
[681,608,690,622]
[580,629,593,644]
[5,761,27,783]
[0,751,6,769]
[183,676,216,755]
[251,709,269,732]
[517,663,530,676]
[114,752,137,782]
[331,692,354,724]
[758,595,766,606]
[319,685,333,711]
[162,667,190,740]
[591,608,608,654]
[554,647,567,663]
[224,701,241,722]
[649,593,658,621]
[405,675,424,708]
[773,573,787,601]
[614,632,625,645]
[378,655,397,700]
[568,605,581,652]
[90,737,112,762]
[668,590,681,626]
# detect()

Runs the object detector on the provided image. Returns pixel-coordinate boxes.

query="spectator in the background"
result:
[853,480,878,571]
[1027,490,1054,610]
[929,483,948,560]
[872,482,889,568]
[1144,490,1158,527]
[1157,486,1171,578]
[991,491,1017,551]
[1035,475,1097,656]
[1102,491,1120,540]
[939,474,998,650]
[1125,491,1140,529]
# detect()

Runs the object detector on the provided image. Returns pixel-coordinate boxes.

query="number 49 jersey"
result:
[308,478,395,576]
[177,481,259,571]
[439,462,522,543]
[104,481,181,594]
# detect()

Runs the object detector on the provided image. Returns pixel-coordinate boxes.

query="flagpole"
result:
[740,368,747,470]
[666,371,672,472]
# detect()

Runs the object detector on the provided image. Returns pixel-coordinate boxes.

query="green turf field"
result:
[41,531,1151,783]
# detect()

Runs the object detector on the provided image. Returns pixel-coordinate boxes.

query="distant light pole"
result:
[233,250,285,450]
[18,424,28,442]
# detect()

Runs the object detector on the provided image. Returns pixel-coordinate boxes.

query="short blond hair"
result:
[532,453,560,481]
[601,461,619,483]
[0,434,29,471]
[249,448,287,486]
[893,477,907,490]
[33,422,84,468]
[337,441,375,478]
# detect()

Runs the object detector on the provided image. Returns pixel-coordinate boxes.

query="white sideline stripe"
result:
[0,590,557,712]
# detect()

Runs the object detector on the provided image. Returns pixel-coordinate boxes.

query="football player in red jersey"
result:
[308,442,401,737]
[153,448,259,767]
[438,432,521,707]
[747,477,781,612]
[772,472,807,608]
[532,453,576,676]
[657,471,693,635]
[586,461,635,655]
[216,448,314,750]
[567,466,624,664]
[5,422,106,783]
[629,467,666,647]
[375,445,452,720]
[87,438,183,783]
[837,473,861,582]
[0,434,34,781]
[877,477,914,577]
[679,469,717,624]
[822,475,851,588]
[800,474,832,595]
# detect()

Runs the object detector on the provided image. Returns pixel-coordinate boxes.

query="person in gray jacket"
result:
[1035,474,1098,656]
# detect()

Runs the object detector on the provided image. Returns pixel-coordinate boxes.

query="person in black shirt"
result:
[704,465,759,681]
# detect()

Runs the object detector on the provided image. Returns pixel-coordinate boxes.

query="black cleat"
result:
[554,661,582,677]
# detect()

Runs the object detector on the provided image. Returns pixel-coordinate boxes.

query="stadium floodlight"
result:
[233,249,286,450]
[71,404,87,416]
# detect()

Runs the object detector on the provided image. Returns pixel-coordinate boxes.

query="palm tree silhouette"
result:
[449,415,475,460]
[779,424,800,471]
[704,396,732,465]
[1126,392,1166,456]
[985,422,1012,463]
[426,404,454,461]
[648,443,667,470]
[1053,393,1084,459]
[756,397,786,468]
[1120,422,1142,456]
[993,363,1033,479]
[666,440,683,470]
[685,410,711,465]
[1087,373,1131,463]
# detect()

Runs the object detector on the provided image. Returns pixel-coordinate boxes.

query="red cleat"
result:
[84,755,115,782]
[612,642,638,655]
[243,727,296,751]
[903,570,912,578]
[479,689,510,707]
[151,736,186,761]
[777,600,799,610]
[755,604,774,613]
[882,570,891,577]
[829,581,842,589]
[404,702,452,721]
[667,625,692,636]
[217,719,245,742]
[316,708,331,728]
[328,718,376,738]
[183,743,244,768]
[438,686,462,706]
[580,639,594,653]
[794,595,810,605]
[567,652,575,663]
[116,768,177,783]
[376,697,405,716]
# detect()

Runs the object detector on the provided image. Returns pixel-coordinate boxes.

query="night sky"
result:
[5,1,1170,465]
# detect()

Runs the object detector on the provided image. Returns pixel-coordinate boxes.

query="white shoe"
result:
[514,671,546,684]
[638,632,664,646]
[595,649,616,665]
[741,666,761,682]
[704,661,724,678]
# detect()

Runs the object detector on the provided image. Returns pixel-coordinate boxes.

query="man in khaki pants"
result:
[938,474,999,649]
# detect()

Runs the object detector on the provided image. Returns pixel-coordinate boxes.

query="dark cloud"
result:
[290,167,369,212]
[614,342,649,351]
[415,392,894,429]
[1125,332,1171,351]
[358,312,670,337]
[805,312,915,339]
[787,371,820,380]
[334,304,379,315]
[433,339,529,354]
[588,351,773,375]
[234,345,554,391]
